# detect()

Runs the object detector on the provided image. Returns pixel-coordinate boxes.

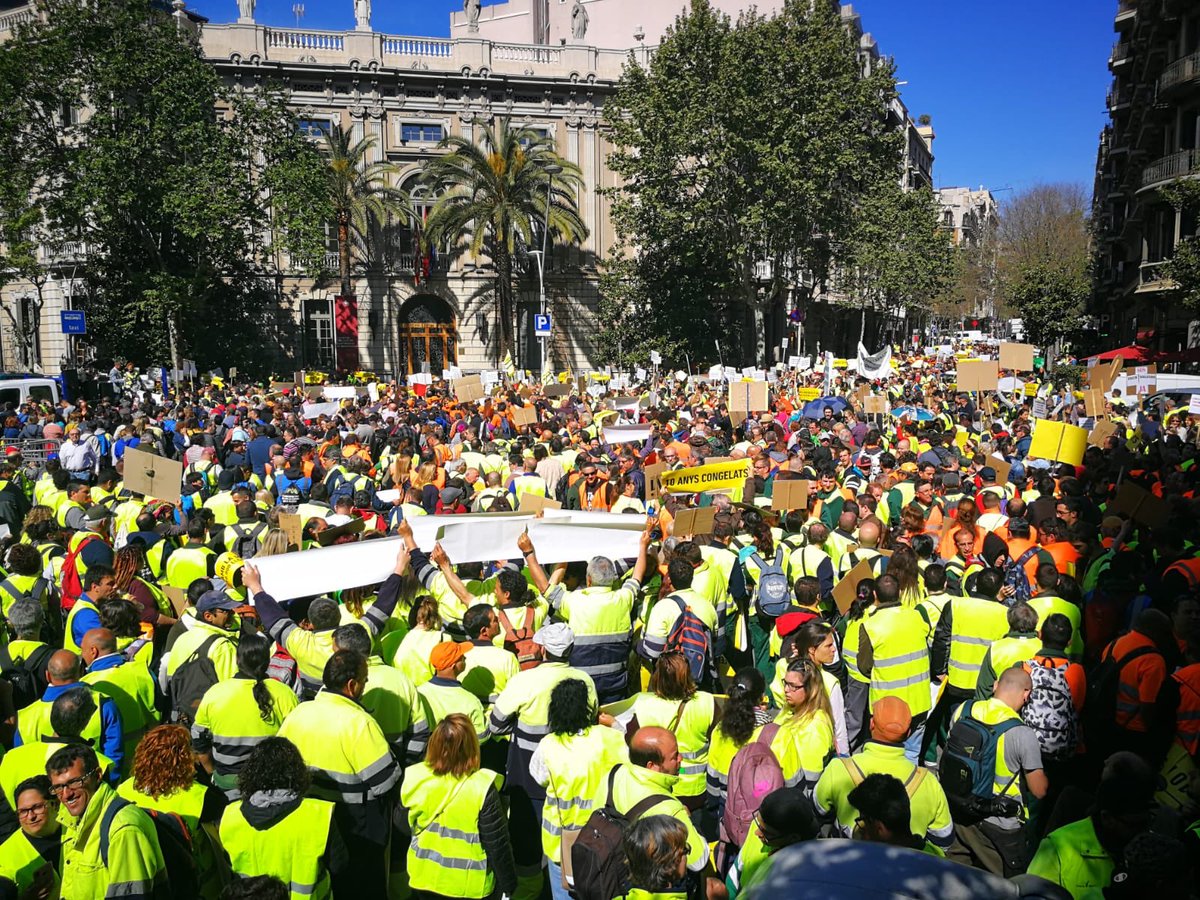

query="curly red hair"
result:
[132,725,196,799]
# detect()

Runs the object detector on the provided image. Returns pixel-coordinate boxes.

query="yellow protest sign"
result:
[1028,420,1088,467]
[796,387,820,402]
[660,459,752,494]
[1023,382,1039,397]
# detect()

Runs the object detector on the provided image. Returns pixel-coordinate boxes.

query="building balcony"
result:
[1136,260,1174,293]
[1107,85,1132,111]
[1115,0,1137,28]
[1160,51,1200,94]
[1139,148,1200,192]
[1110,41,1132,70]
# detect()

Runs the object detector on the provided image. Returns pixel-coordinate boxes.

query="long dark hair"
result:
[495,568,533,607]
[237,635,274,722]
[717,668,764,745]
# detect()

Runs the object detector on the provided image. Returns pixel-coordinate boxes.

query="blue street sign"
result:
[534,313,552,338]
[60,310,87,335]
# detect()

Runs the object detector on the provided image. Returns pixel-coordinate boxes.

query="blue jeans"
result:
[904,720,927,764]
[546,860,571,900]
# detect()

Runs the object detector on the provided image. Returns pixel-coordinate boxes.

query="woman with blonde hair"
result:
[401,713,517,900]
[256,527,291,557]
[771,658,834,795]
[392,595,447,685]
[617,652,716,810]
[772,620,847,756]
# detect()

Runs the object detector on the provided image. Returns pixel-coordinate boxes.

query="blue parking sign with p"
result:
[534,313,552,337]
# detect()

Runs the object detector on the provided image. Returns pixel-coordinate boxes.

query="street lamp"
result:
[530,162,562,377]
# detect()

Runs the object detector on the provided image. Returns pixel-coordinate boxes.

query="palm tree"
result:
[320,124,408,300]
[423,120,587,362]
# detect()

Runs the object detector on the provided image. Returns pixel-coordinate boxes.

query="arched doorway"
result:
[398,294,457,375]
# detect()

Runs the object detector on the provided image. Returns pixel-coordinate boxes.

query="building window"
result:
[518,126,552,148]
[401,123,444,143]
[297,118,332,139]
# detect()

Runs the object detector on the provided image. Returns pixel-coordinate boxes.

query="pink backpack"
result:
[721,722,784,845]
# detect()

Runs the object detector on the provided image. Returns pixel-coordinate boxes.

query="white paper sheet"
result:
[375,489,401,504]
[301,402,341,420]
[603,424,652,444]
[323,386,357,399]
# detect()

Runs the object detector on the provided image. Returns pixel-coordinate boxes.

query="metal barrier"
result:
[0,438,62,475]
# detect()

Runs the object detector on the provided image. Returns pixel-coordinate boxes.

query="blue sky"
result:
[191,0,1114,194]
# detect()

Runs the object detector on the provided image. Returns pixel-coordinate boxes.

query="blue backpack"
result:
[1003,548,1040,607]
[749,548,791,617]
[940,700,1025,824]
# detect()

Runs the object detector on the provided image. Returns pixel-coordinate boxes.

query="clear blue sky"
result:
[191,0,1114,194]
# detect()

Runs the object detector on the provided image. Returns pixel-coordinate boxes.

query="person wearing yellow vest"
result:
[616,652,716,809]
[116,724,225,898]
[0,775,61,899]
[49,743,167,900]
[924,567,1010,761]
[163,589,241,723]
[814,697,953,852]
[1027,751,1158,899]
[202,470,243,528]
[277,650,401,898]
[973,603,1043,699]
[62,564,117,656]
[459,605,521,706]
[773,658,835,794]
[164,519,217,592]
[402,712,518,900]
[55,481,91,532]
[531,678,628,900]
[408,641,488,762]
[331,623,419,762]
[80,629,158,771]
[0,543,57,636]
[725,786,820,899]
[15,652,125,778]
[945,667,1048,877]
[243,542,409,699]
[509,457,548,504]
[622,814,691,900]
[846,772,948,857]
[856,573,931,761]
[220,736,346,899]
[192,634,300,800]
[1028,564,1084,659]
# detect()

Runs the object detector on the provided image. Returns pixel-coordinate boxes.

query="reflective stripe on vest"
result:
[220,796,334,900]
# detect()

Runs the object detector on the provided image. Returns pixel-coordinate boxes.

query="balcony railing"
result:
[1111,41,1131,65]
[1107,85,1132,109]
[0,7,35,33]
[1140,148,1200,190]
[381,36,451,58]
[265,28,344,52]
[1160,51,1200,93]
[1116,1,1137,23]
[494,43,563,64]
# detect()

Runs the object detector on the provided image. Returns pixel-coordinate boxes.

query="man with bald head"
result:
[609,727,709,876]
[13,649,125,777]
[839,518,886,577]
[81,628,157,767]
[825,509,860,573]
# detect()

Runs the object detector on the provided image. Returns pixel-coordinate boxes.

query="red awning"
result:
[1086,344,1159,363]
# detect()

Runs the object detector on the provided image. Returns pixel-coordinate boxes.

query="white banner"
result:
[323,386,357,399]
[301,402,341,420]
[856,342,892,381]
[603,424,652,444]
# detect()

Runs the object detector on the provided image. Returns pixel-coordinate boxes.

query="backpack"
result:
[570,766,672,900]
[721,723,784,846]
[1081,642,1158,756]
[1002,548,1039,606]
[663,595,717,688]
[325,470,354,504]
[750,549,790,618]
[59,535,102,611]
[168,635,223,726]
[229,523,265,560]
[0,643,54,710]
[100,797,199,900]
[0,577,49,610]
[1023,659,1079,760]
[498,607,540,670]
[939,700,1025,825]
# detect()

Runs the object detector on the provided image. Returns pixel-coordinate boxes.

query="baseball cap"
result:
[84,505,113,522]
[869,697,913,743]
[231,429,248,442]
[429,641,470,670]
[196,589,240,613]
[979,466,997,481]
[533,623,574,657]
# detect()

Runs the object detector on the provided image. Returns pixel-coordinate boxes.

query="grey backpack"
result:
[1023,659,1079,760]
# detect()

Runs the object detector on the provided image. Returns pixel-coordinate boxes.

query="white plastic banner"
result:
[301,402,341,420]
[856,342,892,381]
[323,386,357,399]
[603,424,652,444]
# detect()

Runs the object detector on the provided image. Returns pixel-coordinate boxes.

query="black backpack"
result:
[229,523,265,560]
[1082,642,1158,756]
[167,635,222,726]
[0,643,54,710]
[940,701,1025,825]
[100,797,199,900]
[570,766,672,900]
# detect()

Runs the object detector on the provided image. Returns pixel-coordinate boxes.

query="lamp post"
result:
[530,163,562,377]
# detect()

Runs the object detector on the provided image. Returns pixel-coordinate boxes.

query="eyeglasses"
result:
[783,680,806,692]
[49,768,98,796]
[16,801,52,818]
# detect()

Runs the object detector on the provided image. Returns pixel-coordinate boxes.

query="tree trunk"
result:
[495,245,514,363]
[338,213,352,301]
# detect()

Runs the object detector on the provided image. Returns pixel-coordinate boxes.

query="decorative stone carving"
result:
[464,0,481,33]
[354,0,370,31]
[236,0,254,23]
[571,1,588,41]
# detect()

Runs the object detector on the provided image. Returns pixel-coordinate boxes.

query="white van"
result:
[954,330,986,343]
[0,375,60,408]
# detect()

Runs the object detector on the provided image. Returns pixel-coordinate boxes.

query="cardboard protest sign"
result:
[543,384,571,398]
[1032,397,1048,419]
[278,513,303,550]
[453,375,486,403]
[511,404,538,428]
[518,493,563,514]
[832,559,874,615]
[999,343,1036,371]
[315,516,366,547]
[1124,364,1158,396]
[660,459,751,494]
[1087,357,1122,392]
[644,462,667,499]
[1088,419,1119,447]
[865,396,889,416]
[1083,389,1107,418]
[796,387,821,402]
[1111,482,1170,530]
[956,360,999,393]
[728,380,769,414]
[771,478,809,512]
[1189,394,1200,416]
[989,456,1013,486]
[269,382,295,394]
[163,586,190,617]
[293,371,305,387]
[1028,420,1088,467]
[672,506,716,537]
[122,447,183,504]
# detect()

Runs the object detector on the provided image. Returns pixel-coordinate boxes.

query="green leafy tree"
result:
[423,119,586,363]
[603,0,902,365]
[319,124,408,301]
[0,0,329,372]
[1159,180,1200,311]
[996,183,1091,348]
